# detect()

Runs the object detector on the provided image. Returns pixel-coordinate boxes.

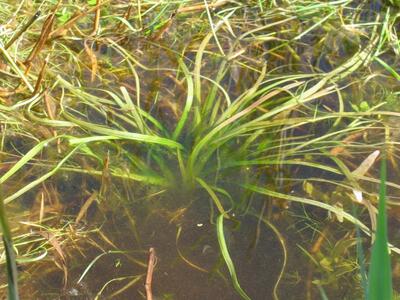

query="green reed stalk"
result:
[367,154,392,300]
[0,186,19,300]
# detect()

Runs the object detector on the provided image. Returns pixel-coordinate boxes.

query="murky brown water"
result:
[1,1,400,299]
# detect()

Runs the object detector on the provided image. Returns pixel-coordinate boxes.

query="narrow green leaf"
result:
[216,214,251,300]
[368,154,392,300]
[172,58,194,140]
[0,187,19,300]
[0,137,59,184]
[196,177,227,215]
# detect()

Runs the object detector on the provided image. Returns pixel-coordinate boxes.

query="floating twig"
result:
[145,247,157,300]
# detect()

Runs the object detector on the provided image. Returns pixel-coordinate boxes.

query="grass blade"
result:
[367,154,392,300]
[0,137,59,184]
[172,58,194,140]
[216,214,251,300]
[353,205,368,298]
[0,187,19,300]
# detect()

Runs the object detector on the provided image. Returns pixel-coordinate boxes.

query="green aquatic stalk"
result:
[197,177,227,215]
[367,155,392,300]
[0,186,19,300]
[216,214,251,300]
[0,137,59,184]
[375,57,400,81]
[172,58,194,140]
[63,111,183,149]
[4,145,81,204]
[0,43,34,92]
[353,205,368,298]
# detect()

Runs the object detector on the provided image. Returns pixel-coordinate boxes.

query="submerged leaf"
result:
[217,214,251,300]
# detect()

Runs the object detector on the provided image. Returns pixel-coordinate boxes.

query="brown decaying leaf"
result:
[33,56,49,94]
[330,131,364,156]
[25,1,61,66]
[84,40,98,82]
[49,0,111,39]
[75,191,98,224]
[37,230,68,286]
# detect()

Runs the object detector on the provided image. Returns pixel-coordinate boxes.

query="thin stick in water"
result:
[145,247,157,300]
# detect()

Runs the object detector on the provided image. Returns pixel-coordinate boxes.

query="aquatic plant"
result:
[367,154,392,300]
[0,0,399,298]
[0,188,19,300]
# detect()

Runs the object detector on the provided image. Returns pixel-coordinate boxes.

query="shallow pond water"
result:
[1,1,400,299]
